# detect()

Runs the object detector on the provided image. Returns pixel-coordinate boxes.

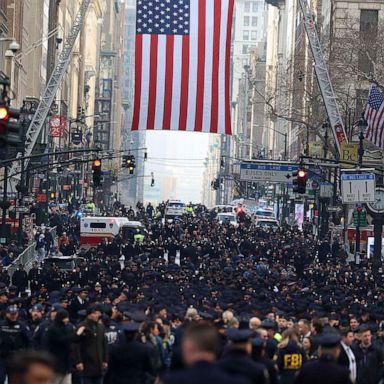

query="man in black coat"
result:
[353,326,384,384]
[105,322,155,384]
[218,329,269,384]
[294,333,352,384]
[73,305,108,384]
[12,264,28,293]
[43,309,78,384]
[160,322,248,384]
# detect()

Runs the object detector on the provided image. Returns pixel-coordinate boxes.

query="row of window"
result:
[244,16,258,27]
[243,30,258,41]
[244,1,259,13]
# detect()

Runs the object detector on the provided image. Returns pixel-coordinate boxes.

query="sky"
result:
[145,131,210,202]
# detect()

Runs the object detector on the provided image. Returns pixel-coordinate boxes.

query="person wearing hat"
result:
[0,305,30,384]
[68,287,89,322]
[73,305,108,384]
[160,322,248,384]
[218,328,269,384]
[11,264,28,294]
[294,331,352,384]
[32,303,61,349]
[28,261,43,296]
[104,322,155,384]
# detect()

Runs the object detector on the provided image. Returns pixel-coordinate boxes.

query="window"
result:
[244,1,250,12]
[244,16,250,26]
[251,31,257,40]
[243,30,249,40]
[359,10,378,74]
[252,2,258,12]
[252,16,257,27]
[242,45,248,54]
[90,223,106,229]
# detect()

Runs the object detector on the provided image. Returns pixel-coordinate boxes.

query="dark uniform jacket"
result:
[217,349,269,384]
[275,341,307,384]
[0,319,30,359]
[73,319,108,377]
[43,320,77,374]
[294,354,352,384]
[104,340,155,384]
[161,361,249,384]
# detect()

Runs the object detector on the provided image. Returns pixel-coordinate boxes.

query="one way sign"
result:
[341,173,375,203]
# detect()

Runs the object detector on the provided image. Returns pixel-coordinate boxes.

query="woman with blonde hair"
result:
[275,328,307,384]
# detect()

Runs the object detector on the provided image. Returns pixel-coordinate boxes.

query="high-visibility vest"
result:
[134,233,145,243]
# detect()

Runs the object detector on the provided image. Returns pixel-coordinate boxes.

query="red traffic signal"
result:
[293,167,308,194]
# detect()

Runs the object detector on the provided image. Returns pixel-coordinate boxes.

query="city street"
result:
[0,0,383,384]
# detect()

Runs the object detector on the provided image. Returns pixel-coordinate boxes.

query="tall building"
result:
[232,0,267,159]
[121,0,146,206]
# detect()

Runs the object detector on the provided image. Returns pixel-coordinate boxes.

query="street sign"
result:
[320,182,333,198]
[341,173,375,203]
[309,142,322,158]
[353,210,368,227]
[240,163,298,183]
[340,143,358,168]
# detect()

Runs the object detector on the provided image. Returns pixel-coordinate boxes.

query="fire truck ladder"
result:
[8,0,91,191]
[298,0,348,155]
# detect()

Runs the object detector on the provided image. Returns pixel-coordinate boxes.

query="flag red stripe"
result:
[162,36,174,130]
[147,35,159,130]
[225,0,234,135]
[210,0,221,134]
[179,36,190,131]
[376,107,384,146]
[132,35,143,131]
[194,0,206,132]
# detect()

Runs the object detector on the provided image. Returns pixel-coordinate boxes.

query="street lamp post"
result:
[355,115,367,254]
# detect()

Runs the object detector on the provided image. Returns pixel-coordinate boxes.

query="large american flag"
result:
[365,85,384,149]
[131,0,234,134]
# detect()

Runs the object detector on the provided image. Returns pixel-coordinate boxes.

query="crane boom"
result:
[298,0,348,155]
[8,0,91,190]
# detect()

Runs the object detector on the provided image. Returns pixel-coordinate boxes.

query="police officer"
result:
[294,332,352,384]
[0,305,30,383]
[218,328,269,384]
[105,322,155,384]
[160,322,248,384]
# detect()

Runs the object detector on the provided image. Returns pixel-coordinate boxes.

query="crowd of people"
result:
[0,201,382,384]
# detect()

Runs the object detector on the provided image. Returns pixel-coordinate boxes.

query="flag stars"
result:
[136,0,190,35]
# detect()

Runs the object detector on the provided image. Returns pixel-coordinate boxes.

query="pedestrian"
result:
[294,332,352,384]
[43,309,80,384]
[160,322,248,384]
[275,328,306,384]
[35,234,46,262]
[7,350,56,384]
[73,305,108,384]
[353,325,384,384]
[12,264,28,294]
[0,305,30,384]
[105,322,155,384]
[218,328,269,384]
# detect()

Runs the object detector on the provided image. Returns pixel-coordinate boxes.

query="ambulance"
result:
[80,217,144,246]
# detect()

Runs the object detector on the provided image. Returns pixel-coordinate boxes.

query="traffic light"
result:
[92,159,102,187]
[0,106,21,151]
[122,155,136,174]
[292,167,308,194]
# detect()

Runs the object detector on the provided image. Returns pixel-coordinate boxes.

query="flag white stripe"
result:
[154,35,167,130]
[202,0,214,133]
[186,0,199,131]
[170,36,183,130]
[218,0,229,135]
[138,35,151,131]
